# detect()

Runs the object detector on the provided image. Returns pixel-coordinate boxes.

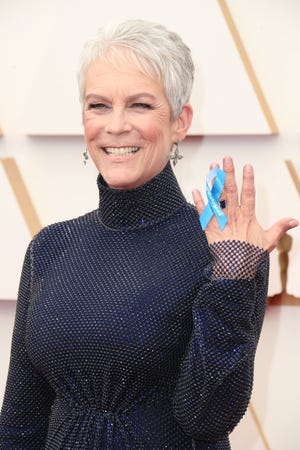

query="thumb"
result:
[265,217,298,252]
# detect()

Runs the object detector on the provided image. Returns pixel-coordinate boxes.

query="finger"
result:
[192,189,205,215]
[209,162,221,199]
[265,218,299,252]
[194,161,219,215]
[209,161,219,170]
[193,162,220,216]
[240,164,255,218]
[222,156,239,210]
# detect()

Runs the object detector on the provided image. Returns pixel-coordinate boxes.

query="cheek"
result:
[140,117,172,143]
[84,118,101,142]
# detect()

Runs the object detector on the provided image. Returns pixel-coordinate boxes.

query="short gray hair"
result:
[77,19,195,118]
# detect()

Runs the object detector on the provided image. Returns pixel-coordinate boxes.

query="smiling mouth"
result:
[102,147,140,155]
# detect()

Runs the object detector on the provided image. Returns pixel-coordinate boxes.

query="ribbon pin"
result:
[199,167,227,231]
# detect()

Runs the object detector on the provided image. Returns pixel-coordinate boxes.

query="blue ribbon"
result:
[200,167,227,231]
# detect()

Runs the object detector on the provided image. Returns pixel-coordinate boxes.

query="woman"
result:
[0,19,297,449]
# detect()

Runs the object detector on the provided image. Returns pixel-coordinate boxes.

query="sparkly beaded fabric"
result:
[0,163,269,449]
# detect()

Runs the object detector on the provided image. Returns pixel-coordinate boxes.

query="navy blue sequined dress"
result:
[0,163,268,449]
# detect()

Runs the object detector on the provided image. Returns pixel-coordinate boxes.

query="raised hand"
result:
[192,156,298,252]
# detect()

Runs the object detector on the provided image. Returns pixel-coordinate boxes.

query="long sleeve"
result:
[0,242,55,449]
[173,242,269,444]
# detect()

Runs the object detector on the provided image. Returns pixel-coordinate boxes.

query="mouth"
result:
[102,146,140,156]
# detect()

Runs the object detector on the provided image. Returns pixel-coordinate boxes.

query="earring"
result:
[170,142,183,167]
[83,148,89,165]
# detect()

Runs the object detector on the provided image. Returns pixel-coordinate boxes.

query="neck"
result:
[97,163,186,230]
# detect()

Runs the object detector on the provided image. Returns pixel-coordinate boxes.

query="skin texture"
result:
[83,56,192,190]
[192,156,298,251]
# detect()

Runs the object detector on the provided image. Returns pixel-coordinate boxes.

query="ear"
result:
[171,103,193,142]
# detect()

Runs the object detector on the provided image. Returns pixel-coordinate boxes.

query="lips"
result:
[102,147,140,156]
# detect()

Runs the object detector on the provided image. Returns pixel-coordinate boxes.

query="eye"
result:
[88,103,110,111]
[131,103,153,110]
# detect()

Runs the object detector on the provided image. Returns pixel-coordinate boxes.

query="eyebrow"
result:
[85,93,157,103]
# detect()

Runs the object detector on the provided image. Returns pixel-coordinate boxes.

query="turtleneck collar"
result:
[97,162,187,230]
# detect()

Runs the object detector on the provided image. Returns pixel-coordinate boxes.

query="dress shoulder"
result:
[33,209,98,243]
[29,209,99,274]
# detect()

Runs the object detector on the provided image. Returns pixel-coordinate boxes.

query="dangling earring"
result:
[170,142,183,167]
[83,148,89,165]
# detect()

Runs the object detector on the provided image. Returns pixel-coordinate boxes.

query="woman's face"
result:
[83,56,192,190]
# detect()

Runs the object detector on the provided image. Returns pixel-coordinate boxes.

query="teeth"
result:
[103,147,140,155]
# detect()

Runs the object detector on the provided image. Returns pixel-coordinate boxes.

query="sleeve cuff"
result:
[209,240,268,280]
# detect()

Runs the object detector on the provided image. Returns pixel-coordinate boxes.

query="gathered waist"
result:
[45,387,189,449]
[46,398,139,449]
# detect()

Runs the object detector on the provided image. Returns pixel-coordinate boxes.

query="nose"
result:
[105,108,132,134]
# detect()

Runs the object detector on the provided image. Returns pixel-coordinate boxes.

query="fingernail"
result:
[288,219,298,227]
[223,156,232,168]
